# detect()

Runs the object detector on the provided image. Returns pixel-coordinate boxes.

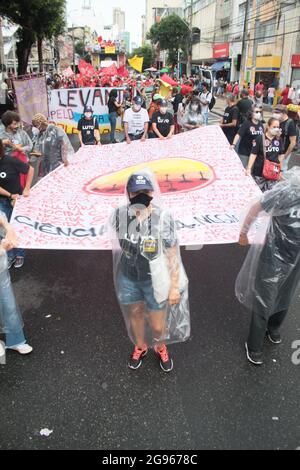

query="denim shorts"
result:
[117,273,166,311]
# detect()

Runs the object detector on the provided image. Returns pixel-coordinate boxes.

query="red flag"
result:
[78,59,95,78]
[102,63,118,77]
[117,65,129,78]
[160,73,178,86]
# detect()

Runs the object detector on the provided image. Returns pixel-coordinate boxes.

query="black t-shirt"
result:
[112,206,178,281]
[236,98,253,122]
[222,105,239,144]
[108,97,118,113]
[173,94,183,113]
[0,156,30,196]
[151,111,174,137]
[238,120,264,156]
[280,118,297,153]
[250,135,283,176]
[77,117,99,145]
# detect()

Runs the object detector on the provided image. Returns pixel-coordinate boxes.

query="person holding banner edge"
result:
[0,139,33,268]
[77,106,101,147]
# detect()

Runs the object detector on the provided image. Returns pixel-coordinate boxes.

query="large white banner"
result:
[48,87,125,135]
[11,126,261,250]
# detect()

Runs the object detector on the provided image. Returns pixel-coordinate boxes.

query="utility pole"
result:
[0,17,5,70]
[240,0,250,87]
[72,25,75,72]
[187,0,194,77]
[252,14,260,89]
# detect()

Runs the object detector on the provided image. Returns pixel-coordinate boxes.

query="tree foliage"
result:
[0,0,66,75]
[147,14,190,66]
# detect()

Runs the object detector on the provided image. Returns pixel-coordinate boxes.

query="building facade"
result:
[145,0,183,39]
[184,0,300,90]
[113,8,126,33]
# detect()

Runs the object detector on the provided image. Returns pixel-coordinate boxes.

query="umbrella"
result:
[159,67,169,73]
[145,67,157,72]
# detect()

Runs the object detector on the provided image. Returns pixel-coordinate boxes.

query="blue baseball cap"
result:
[126,174,154,193]
[133,95,143,105]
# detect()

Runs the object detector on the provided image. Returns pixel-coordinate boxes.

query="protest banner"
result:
[11,126,261,250]
[13,76,48,125]
[48,86,125,134]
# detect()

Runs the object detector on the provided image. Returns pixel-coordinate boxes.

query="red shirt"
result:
[281,87,290,105]
[255,83,264,92]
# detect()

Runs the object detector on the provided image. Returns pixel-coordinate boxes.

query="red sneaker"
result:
[154,344,173,372]
[128,345,148,370]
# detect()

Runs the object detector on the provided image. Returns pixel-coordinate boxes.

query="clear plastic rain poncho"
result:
[235,167,300,317]
[182,100,203,130]
[0,214,23,335]
[34,124,74,175]
[110,169,190,347]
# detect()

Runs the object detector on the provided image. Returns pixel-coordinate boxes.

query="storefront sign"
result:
[291,55,300,68]
[213,43,229,59]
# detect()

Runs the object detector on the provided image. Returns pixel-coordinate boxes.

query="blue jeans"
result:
[0,269,25,347]
[281,154,291,173]
[202,110,209,126]
[109,112,118,143]
[117,273,166,311]
[268,96,274,106]
[0,198,25,260]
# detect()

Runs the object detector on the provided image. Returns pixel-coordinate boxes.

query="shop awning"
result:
[211,61,231,71]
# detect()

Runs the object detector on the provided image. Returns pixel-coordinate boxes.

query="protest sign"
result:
[13,76,48,125]
[48,87,125,134]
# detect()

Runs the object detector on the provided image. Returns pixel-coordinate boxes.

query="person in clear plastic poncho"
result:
[0,212,32,358]
[236,167,300,365]
[31,113,74,178]
[110,170,190,373]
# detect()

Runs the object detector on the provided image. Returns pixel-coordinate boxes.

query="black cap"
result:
[126,174,154,193]
[133,95,143,105]
[159,99,168,106]
[84,105,93,113]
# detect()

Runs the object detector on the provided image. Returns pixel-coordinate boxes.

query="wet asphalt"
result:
[0,126,300,450]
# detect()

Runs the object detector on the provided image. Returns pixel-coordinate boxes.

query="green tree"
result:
[147,14,190,67]
[74,41,85,58]
[0,0,66,75]
[129,44,155,71]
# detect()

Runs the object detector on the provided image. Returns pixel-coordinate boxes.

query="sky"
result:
[67,0,146,46]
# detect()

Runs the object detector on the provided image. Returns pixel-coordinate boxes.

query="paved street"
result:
[1,115,300,450]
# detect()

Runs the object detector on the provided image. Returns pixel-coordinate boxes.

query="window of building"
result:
[257,19,277,43]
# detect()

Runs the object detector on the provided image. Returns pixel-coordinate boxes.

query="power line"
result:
[188,1,296,38]
[199,28,300,45]
[212,16,299,43]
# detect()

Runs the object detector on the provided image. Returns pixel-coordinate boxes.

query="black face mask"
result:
[129,193,153,208]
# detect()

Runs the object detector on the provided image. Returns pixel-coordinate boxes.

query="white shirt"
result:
[200,92,212,113]
[123,107,149,135]
[268,87,275,98]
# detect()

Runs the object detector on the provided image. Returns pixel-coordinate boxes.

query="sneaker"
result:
[7,343,33,354]
[14,257,24,268]
[155,344,174,372]
[267,331,282,344]
[245,342,263,365]
[128,345,148,370]
[7,257,16,269]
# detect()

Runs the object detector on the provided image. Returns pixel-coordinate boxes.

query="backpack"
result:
[208,93,216,110]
